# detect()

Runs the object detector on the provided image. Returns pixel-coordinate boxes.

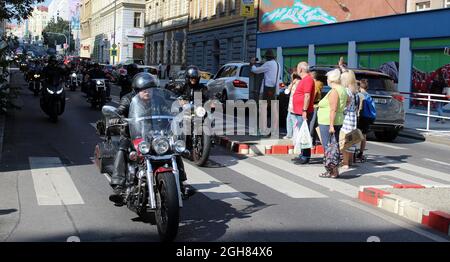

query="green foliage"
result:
[42,17,75,52]
[0,0,44,22]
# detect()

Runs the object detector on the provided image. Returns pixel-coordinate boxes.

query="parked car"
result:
[137,65,158,76]
[309,66,405,142]
[124,59,144,66]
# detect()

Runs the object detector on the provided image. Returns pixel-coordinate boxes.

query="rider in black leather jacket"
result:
[109,72,194,203]
[181,65,209,102]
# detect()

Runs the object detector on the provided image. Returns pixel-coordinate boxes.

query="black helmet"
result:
[48,55,57,63]
[132,72,159,92]
[127,63,138,71]
[185,65,200,84]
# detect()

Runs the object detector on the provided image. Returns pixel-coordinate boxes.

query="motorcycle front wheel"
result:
[155,172,179,242]
[192,134,211,167]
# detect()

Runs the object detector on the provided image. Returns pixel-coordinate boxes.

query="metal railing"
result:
[400,91,450,132]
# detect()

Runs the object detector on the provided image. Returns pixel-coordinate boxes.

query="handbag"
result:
[324,134,340,169]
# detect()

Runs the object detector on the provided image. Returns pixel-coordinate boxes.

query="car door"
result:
[207,66,228,98]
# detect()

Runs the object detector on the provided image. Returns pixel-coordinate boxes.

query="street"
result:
[0,70,449,242]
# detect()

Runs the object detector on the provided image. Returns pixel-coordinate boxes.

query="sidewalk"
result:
[359,185,450,236]
[399,111,450,146]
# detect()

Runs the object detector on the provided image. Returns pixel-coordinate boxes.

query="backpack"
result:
[361,92,376,120]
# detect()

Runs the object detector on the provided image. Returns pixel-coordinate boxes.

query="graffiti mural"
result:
[259,0,406,32]
[261,0,337,27]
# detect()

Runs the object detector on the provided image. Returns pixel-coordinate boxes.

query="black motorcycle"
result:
[29,70,42,96]
[40,79,65,122]
[69,71,82,91]
[89,78,108,109]
[95,88,189,242]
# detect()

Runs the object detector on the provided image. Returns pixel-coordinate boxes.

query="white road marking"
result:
[103,173,112,183]
[424,158,450,167]
[340,199,449,242]
[367,141,406,150]
[210,155,328,199]
[29,157,84,206]
[184,163,252,206]
[90,123,96,129]
[260,156,358,198]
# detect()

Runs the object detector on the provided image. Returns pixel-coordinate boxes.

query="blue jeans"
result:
[436,102,444,116]
[286,112,297,138]
[294,114,312,159]
[319,125,342,152]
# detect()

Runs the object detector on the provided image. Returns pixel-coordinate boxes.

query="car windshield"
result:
[128,88,180,140]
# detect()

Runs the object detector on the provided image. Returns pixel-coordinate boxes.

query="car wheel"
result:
[375,129,399,142]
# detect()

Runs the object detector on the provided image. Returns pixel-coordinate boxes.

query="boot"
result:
[109,150,127,204]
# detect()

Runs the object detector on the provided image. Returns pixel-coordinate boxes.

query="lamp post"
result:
[47,31,68,55]
[112,0,117,65]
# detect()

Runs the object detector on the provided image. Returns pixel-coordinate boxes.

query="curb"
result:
[358,184,450,236]
[216,136,325,156]
[399,129,450,146]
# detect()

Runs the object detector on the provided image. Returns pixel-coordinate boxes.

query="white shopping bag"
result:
[294,120,313,151]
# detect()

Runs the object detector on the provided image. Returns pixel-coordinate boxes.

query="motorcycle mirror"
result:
[102,105,119,118]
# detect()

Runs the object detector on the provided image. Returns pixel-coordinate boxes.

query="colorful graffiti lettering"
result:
[261,0,337,26]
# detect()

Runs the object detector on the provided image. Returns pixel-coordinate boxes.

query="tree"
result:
[42,17,75,53]
[0,0,44,22]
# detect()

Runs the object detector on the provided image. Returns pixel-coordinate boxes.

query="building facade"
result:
[49,0,71,21]
[144,0,189,74]
[27,6,49,43]
[407,0,450,12]
[187,0,258,73]
[80,0,93,58]
[257,9,450,112]
[88,0,145,64]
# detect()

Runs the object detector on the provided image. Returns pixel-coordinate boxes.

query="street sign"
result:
[241,0,255,18]
[110,48,117,57]
[112,43,117,49]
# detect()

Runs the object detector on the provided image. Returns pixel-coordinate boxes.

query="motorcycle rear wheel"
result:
[155,172,179,242]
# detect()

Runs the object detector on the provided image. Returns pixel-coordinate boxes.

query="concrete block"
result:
[400,202,430,223]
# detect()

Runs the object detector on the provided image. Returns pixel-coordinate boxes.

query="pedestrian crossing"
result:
[28,132,450,210]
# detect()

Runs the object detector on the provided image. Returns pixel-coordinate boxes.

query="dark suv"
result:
[310,66,405,142]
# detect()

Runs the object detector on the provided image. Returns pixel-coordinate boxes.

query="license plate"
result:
[374,98,388,104]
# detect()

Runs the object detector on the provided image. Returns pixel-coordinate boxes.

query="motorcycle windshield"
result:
[128,88,180,140]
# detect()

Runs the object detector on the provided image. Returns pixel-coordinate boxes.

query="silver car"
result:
[311,67,405,142]
[207,62,253,102]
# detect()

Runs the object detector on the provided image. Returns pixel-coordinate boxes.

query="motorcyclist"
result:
[42,55,63,89]
[86,63,111,101]
[108,72,195,204]
[180,65,208,102]
[119,63,139,98]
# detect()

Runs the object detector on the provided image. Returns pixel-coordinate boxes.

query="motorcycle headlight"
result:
[46,88,54,94]
[195,106,206,118]
[56,88,64,94]
[152,137,170,155]
[72,73,77,77]
[173,140,186,153]
[96,80,102,85]
[34,74,39,78]
[138,141,151,155]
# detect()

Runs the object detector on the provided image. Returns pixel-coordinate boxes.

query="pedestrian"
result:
[292,62,315,164]
[310,71,324,146]
[283,72,301,139]
[356,79,375,162]
[250,49,281,135]
[340,70,358,169]
[158,60,162,79]
[317,69,348,178]
[430,70,447,123]
[166,63,171,79]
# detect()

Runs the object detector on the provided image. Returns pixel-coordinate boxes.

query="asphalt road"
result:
[0,71,449,242]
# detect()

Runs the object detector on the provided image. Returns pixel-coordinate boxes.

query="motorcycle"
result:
[40,79,65,122]
[69,72,82,91]
[96,88,188,242]
[29,71,42,96]
[89,78,108,109]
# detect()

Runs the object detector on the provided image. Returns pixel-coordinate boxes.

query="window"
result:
[415,1,431,11]
[240,65,251,77]
[446,0,450,8]
[230,0,236,11]
[134,12,142,27]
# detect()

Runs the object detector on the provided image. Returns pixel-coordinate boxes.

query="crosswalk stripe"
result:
[184,163,252,206]
[258,156,359,198]
[209,155,328,199]
[423,158,450,167]
[367,141,405,150]
[29,157,84,206]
